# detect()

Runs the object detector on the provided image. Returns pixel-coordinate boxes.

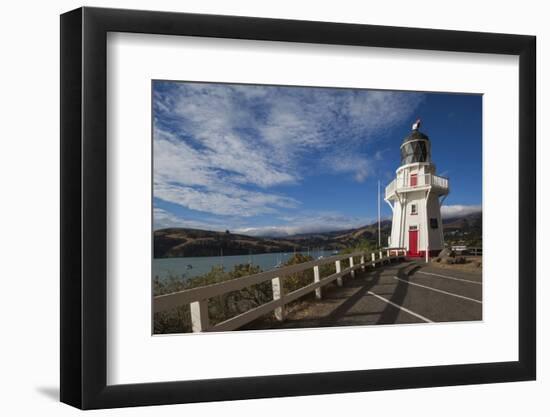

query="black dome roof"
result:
[402,129,429,144]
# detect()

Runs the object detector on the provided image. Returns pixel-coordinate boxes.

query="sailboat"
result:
[317,246,325,260]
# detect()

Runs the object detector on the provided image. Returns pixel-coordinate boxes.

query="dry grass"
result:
[431,256,482,273]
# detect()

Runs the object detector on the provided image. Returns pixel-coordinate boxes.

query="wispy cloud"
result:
[441,205,481,218]
[234,213,375,237]
[154,127,298,217]
[155,182,298,217]
[324,154,373,183]
[153,208,225,230]
[153,81,425,230]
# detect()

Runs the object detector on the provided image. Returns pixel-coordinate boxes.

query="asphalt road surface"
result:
[244,260,482,330]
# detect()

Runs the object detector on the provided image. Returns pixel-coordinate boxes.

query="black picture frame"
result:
[60,6,536,410]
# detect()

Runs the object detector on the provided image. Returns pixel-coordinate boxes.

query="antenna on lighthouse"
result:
[377,180,381,248]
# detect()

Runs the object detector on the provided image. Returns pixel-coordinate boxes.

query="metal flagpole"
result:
[378,180,381,248]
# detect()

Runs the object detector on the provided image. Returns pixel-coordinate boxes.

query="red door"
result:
[410,174,418,186]
[408,230,418,256]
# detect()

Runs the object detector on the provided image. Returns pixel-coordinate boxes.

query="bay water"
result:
[153,249,336,282]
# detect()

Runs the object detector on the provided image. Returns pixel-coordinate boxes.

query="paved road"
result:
[244,260,482,330]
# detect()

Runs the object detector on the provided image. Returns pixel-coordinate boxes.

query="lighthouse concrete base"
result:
[408,249,442,258]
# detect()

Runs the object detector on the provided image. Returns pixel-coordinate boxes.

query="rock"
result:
[443,256,466,265]
[439,248,454,258]
[454,256,467,264]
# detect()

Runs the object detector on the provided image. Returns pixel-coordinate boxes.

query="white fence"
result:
[154,248,407,332]
[449,246,482,256]
[469,247,483,256]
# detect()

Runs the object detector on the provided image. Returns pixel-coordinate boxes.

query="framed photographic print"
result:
[60,6,536,409]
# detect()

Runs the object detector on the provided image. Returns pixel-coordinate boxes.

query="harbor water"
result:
[153,250,336,282]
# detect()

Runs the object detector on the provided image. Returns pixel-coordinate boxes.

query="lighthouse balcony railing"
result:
[385,174,449,199]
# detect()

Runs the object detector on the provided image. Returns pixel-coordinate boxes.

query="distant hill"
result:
[443,211,482,246]
[154,219,392,258]
[443,211,482,231]
[154,228,301,258]
[154,213,481,258]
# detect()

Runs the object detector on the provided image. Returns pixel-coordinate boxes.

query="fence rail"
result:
[469,247,483,256]
[450,246,482,256]
[154,248,407,333]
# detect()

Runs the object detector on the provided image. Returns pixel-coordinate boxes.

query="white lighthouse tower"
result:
[385,120,449,258]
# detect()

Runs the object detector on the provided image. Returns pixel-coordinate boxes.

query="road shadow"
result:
[321,261,413,325]
[242,259,416,330]
[376,271,410,324]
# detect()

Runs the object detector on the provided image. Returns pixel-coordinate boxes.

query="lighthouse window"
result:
[411,204,417,215]
[430,218,439,229]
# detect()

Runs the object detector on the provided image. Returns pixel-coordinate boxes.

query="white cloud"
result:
[153,208,225,230]
[155,182,298,217]
[234,213,374,237]
[154,206,374,237]
[154,127,298,217]
[154,128,215,188]
[441,205,481,218]
[325,154,373,183]
[153,82,425,221]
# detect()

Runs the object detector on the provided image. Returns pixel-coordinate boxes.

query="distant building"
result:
[385,120,449,257]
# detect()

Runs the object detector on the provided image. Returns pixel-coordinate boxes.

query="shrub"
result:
[153,247,379,334]
[154,255,323,334]
[153,263,271,333]
[281,253,314,293]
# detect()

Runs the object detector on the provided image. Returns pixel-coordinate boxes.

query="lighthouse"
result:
[385,120,449,258]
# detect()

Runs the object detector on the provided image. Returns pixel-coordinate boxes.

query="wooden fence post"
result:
[360,255,365,271]
[349,256,355,278]
[190,300,209,332]
[335,260,343,286]
[314,265,322,299]
[271,276,286,321]
[371,252,376,267]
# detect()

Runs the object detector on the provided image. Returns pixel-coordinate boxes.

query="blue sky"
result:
[153,81,482,236]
